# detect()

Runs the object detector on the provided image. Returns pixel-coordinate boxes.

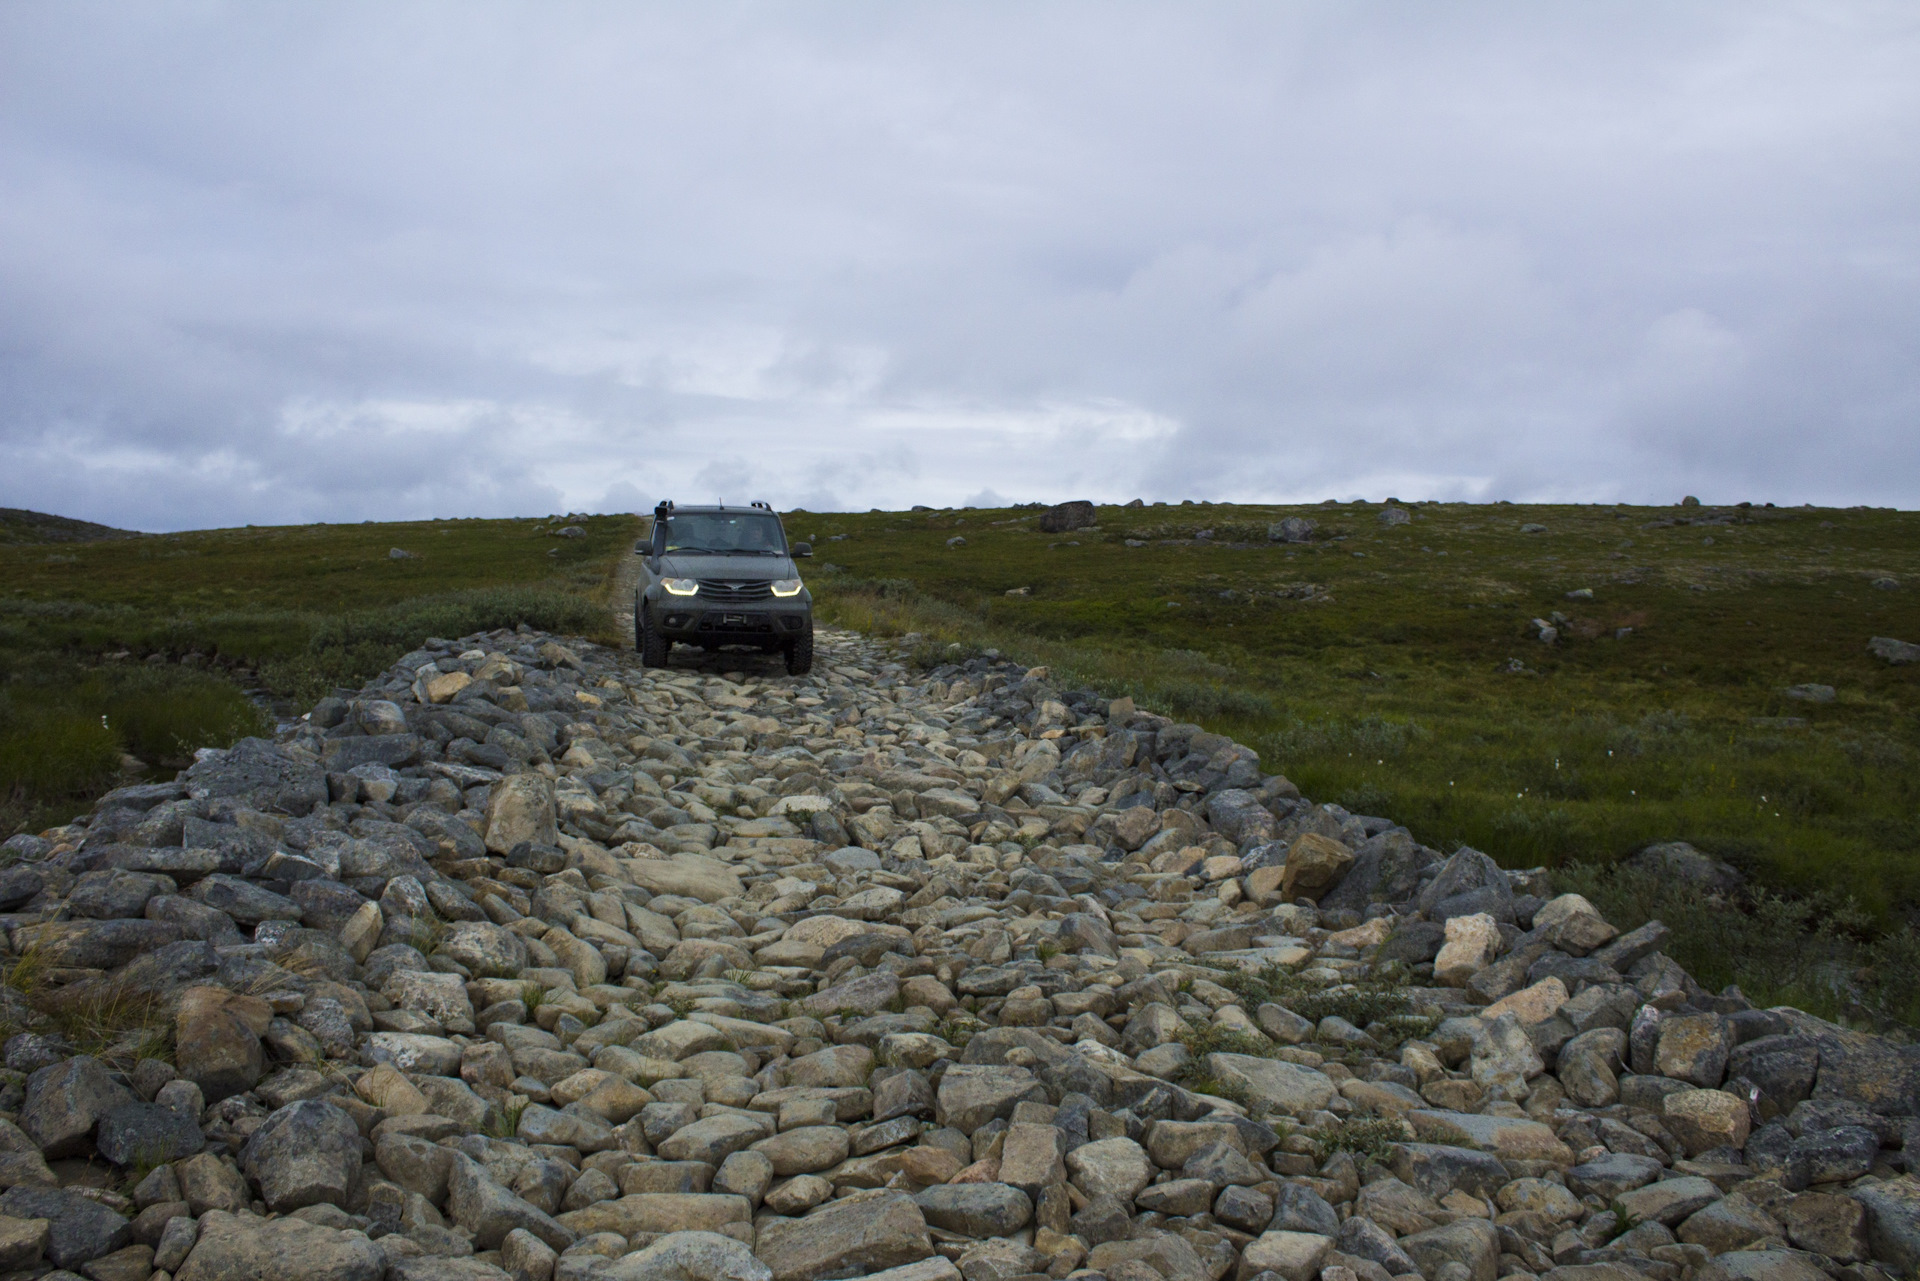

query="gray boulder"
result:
[0,1183,130,1269]
[1206,790,1279,848]
[68,869,173,919]
[1415,848,1513,923]
[1319,829,1430,914]
[1057,914,1119,959]
[174,1208,384,1281]
[753,1190,934,1281]
[190,874,302,928]
[934,1065,1047,1134]
[1269,1184,1339,1236]
[1854,1175,1920,1272]
[10,918,183,969]
[19,1055,135,1159]
[1065,1136,1152,1203]
[913,1183,1032,1236]
[1337,1214,1420,1276]
[96,1101,204,1167]
[240,1099,360,1211]
[1868,637,1920,665]
[1630,842,1743,894]
[1692,1251,1832,1281]
[603,1230,772,1281]
[185,738,328,816]
[387,1259,515,1281]
[446,1152,575,1251]
[1268,517,1316,543]
[1037,501,1096,533]
[1397,1218,1499,1281]
[0,866,44,910]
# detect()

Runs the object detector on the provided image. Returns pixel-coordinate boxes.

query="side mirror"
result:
[633,540,647,554]
[792,542,813,558]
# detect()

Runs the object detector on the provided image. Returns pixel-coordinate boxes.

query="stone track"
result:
[0,625,1912,1281]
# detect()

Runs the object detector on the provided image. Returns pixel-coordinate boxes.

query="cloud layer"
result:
[2,3,1916,529]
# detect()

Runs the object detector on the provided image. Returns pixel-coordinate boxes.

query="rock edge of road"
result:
[0,623,1915,1281]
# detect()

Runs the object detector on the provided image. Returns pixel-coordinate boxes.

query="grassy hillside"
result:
[1,513,639,834]
[800,500,1920,925]
[0,507,137,545]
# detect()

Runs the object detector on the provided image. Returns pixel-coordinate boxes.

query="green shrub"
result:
[1313,1116,1411,1164]
[104,673,270,767]
[0,661,272,834]
[0,706,119,799]
[1179,1023,1283,1060]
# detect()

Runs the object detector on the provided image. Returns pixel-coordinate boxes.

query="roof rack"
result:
[750,500,772,511]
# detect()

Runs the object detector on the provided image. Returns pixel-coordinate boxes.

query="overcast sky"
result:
[2,4,1916,530]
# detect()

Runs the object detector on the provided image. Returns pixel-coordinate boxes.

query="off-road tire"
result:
[784,622,814,676]
[638,601,670,668]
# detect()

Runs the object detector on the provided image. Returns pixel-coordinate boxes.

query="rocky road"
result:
[0,624,1917,1281]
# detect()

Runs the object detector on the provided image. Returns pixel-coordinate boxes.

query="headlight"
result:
[662,578,699,596]
[770,578,804,597]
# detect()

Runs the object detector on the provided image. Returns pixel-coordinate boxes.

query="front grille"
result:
[696,579,774,603]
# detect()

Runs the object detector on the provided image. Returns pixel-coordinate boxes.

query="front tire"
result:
[784,621,814,676]
[638,600,670,668]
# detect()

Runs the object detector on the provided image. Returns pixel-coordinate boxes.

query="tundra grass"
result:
[799,500,1920,924]
[2,513,639,833]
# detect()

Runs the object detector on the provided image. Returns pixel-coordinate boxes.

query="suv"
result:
[634,501,815,674]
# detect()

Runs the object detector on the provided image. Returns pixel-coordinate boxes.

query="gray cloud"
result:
[1,2,1916,530]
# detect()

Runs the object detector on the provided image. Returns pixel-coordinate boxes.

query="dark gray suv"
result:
[634,501,814,674]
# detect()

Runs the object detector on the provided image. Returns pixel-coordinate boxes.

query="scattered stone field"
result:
[0,623,1916,1281]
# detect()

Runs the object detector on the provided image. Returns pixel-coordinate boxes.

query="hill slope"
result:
[0,508,137,545]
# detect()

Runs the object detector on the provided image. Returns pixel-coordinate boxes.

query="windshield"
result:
[658,512,786,555]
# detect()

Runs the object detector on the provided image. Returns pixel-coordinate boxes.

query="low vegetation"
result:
[0,945,169,1068]
[2,513,638,834]
[800,499,1920,1025]
[801,500,1920,911]
[1312,1115,1412,1164]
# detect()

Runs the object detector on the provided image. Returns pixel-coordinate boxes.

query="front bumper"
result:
[651,596,811,641]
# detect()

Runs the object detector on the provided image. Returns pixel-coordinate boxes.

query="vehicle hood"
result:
[658,553,797,580]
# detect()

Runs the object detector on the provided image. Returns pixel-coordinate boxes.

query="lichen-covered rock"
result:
[174,1208,383,1281]
[1662,1088,1751,1156]
[174,986,272,1104]
[18,1055,135,1159]
[96,1100,204,1167]
[1203,1054,1336,1115]
[484,774,556,854]
[604,1230,774,1281]
[0,1183,129,1270]
[754,1190,934,1281]
[1237,1231,1331,1281]
[1433,913,1499,986]
[1853,1176,1920,1271]
[1280,833,1352,901]
[446,1152,576,1252]
[239,1099,360,1211]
